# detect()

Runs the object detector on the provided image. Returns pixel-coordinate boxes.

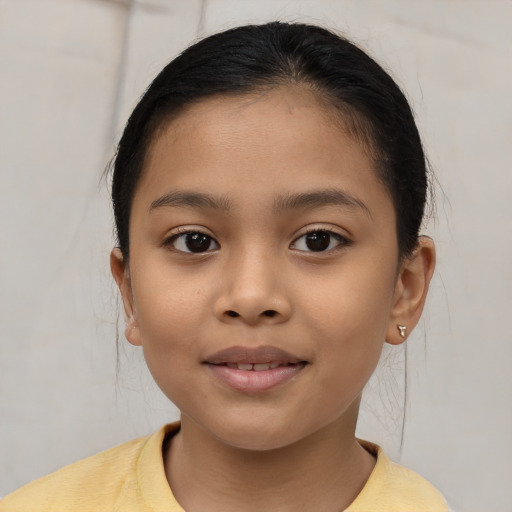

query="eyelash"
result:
[290,228,352,253]
[163,228,219,254]
[163,227,352,254]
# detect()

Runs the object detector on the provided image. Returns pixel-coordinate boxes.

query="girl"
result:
[1,22,448,511]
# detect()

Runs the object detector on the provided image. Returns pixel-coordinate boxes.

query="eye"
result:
[167,231,219,254]
[291,230,350,252]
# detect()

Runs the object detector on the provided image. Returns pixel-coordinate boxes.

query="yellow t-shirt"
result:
[0,423,448,512]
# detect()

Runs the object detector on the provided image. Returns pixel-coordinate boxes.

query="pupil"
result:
[306,231,330,251]
[185,233,211,252]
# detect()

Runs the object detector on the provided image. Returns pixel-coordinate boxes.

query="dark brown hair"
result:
[111,21,429,260]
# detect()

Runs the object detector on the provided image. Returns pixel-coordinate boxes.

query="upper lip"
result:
[204,345,306,365]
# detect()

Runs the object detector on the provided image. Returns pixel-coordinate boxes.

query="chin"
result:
[204,414,318,453]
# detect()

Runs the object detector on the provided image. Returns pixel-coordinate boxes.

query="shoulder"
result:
[347,440,450,512]
[0,424,177,512]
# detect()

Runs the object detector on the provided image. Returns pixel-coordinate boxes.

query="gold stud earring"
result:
[397,325,407,338]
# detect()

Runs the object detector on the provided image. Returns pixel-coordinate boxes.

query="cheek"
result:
[300,258,396,376]
[130,268,211,365]
[302,261,396,336]
[133,255,210,320]
[132,285,203,408]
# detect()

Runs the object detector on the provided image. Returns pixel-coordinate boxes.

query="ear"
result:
[110,248,141,346]
[386,236,436,345]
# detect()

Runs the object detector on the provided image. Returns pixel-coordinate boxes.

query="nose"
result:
[213,249,292,326]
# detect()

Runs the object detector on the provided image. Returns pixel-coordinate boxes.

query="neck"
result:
[165,409,376,512]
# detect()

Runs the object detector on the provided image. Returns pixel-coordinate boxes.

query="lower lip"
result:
[206,364,306,393]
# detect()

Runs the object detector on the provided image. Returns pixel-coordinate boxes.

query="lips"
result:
[204,345,305,366]
[204,345,308,392]
[226,362,287,371]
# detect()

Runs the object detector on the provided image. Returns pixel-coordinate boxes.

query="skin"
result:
[111,86,435,512]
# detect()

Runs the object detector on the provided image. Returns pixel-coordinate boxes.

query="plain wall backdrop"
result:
[1,1,511,511]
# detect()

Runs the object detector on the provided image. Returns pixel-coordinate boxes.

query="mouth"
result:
[222,361,303,371]
[204,345,308,392]
[204,345,306,366]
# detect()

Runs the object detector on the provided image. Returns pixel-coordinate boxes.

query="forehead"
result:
[136,86,392,217]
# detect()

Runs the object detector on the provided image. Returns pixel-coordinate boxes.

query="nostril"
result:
[223,309,279,320]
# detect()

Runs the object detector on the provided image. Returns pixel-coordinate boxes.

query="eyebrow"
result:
[149,188,370,217]
[150,191,232,212]
[273,189,371,217]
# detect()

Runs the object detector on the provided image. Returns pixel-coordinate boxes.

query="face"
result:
[113,87,421,451]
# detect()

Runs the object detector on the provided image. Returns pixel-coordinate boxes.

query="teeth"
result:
[253,363,270,371]
[228,361,285,371]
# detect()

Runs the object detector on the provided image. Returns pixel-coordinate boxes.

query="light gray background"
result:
[1,1,511,511]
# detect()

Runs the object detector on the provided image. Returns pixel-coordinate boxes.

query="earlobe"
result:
[110,248,142,346]
[386,237,436,345]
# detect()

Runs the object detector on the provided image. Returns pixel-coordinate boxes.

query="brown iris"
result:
[305,231,331,251]
[185,232,213,252]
